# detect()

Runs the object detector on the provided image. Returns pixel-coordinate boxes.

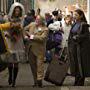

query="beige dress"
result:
[2,2,25,63]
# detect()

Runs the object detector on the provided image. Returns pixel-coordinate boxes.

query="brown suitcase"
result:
[44,48,69,85]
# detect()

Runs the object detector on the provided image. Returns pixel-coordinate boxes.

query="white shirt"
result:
[61,21,71,48]
[48,21,61,31]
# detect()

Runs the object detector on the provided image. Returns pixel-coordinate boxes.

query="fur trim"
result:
[8,2,25,18]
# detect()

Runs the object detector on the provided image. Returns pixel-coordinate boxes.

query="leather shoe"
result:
[37,80,43,88]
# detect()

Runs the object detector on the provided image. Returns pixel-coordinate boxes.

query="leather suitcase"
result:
[44,48,69,85]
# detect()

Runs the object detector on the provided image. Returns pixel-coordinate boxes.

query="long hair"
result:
[75,9,87,23]
[8,2,25,18]
[12,6,22,18]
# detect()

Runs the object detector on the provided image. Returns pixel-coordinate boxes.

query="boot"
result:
[8,66,13,85]
[37,80,43,88]
[12,67,18,87]
[77,77,85,86]
[74,76,85,86]
[32,82,38,87]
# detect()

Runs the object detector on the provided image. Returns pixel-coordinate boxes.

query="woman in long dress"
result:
[68,9,90,86]
[5,2,25,87]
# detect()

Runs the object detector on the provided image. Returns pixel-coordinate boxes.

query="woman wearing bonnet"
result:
[4,2,25,87]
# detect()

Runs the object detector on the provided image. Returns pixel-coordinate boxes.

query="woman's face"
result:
[65,17,71,25]
[14,7,21,17]
[74,11,81,21]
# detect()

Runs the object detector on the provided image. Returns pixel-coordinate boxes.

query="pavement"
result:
[0,63,90,90]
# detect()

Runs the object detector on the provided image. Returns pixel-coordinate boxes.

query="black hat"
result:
[52,10,58,16]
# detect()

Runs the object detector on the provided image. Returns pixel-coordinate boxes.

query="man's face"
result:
[53,15,58,20]
[35,17,41,26]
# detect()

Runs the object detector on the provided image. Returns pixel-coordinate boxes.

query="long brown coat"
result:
[24,22,48,58]
[24,22,48,80]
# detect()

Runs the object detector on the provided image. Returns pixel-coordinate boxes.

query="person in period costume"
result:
[0,22,20,55]
[68,9,90,86]
[4,2,25,87]
[46,10,63,61]
[0,22,22,72]
[23,9,36,62]
[24,17,48,87]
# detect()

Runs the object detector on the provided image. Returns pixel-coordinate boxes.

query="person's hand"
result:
[72,36,77,40]
[29,35,34,39]
[72,35,81,43]
[10,22,22,30]
[5,33,10,38]
[24,35,28,39]
[25,31,30,37]
[10,22,15,28]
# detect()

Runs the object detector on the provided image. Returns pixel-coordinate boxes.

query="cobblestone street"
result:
[0,64,90,90]
[0,0,90,90]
